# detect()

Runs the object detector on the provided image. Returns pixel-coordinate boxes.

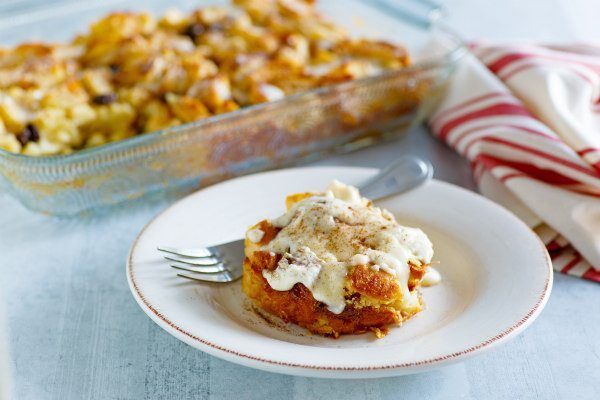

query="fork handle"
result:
[358,156,433,201]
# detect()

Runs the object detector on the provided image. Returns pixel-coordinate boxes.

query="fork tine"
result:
[170,263,226,274]
[176,271,234,283]
[158,246,214,258]
[163,255,221,266]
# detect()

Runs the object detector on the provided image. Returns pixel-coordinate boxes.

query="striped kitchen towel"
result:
[429,43,600,283]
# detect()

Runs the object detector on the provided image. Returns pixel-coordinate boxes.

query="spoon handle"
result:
[358,156,433,200]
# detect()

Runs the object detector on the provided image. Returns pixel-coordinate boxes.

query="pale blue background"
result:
[1,0,600,399]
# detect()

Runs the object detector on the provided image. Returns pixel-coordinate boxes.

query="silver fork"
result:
[158,156,433,283]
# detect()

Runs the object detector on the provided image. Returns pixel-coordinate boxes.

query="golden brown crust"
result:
[0,1,411,156]
[408,261,427,291]
[242,190,429,338]
[347,264,400,302]
[249,251,281,273]
[242,256,402,338]
[285,192,313,210]
[255,220,280,246]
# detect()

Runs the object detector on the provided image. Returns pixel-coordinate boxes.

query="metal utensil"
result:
[158,156,433,283]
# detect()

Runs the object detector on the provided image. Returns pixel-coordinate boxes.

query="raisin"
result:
[17,123,40,146]
[109,64,120,73]
[92,93,117,105]
[183,23,205,40]
[208,23,225,32]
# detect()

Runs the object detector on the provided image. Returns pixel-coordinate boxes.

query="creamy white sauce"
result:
[263,247,348,314]
[247,228,265,243]
[262,181,434,314]
[328,179,363,205]
[421,267,441,287]
[350,254,370,266]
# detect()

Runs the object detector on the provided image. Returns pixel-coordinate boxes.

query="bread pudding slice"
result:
[242,181,435,338]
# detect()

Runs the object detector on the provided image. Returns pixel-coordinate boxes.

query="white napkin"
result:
[428,43,600,282]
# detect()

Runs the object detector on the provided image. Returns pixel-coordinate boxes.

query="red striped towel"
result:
[429,43,600,283]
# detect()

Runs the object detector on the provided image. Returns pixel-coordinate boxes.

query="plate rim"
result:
[126,166,553,375]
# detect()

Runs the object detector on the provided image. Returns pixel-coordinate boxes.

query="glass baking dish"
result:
[0,0,464,215]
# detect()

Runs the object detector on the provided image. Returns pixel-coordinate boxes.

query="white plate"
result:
[127,167,552,379]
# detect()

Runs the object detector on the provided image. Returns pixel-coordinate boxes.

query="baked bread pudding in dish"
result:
[242,181,437,338]
[0,0,410,156]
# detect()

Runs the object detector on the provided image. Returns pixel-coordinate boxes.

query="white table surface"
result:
[1,0,600,399]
